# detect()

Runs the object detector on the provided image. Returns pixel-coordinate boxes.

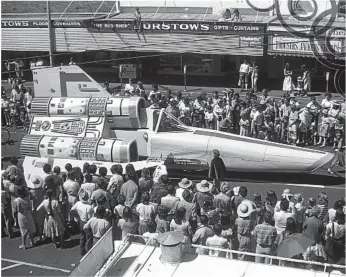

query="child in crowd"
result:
[333,130,344,150]
[298,108,309,145]
[1,95,10,127]
[305,198,317,218]
[142,220,159,246]
[9,102,17,128]
[136,192,155,235]
[239,110,250,137]
[253,193,264,225]
[204,106,215,130]
[155,205,169,234]
[296,76,303,95]
[294,193,306,232]
[309,122,318,146]
[317,110,331,147]
[19,105,27,131]
[114,194,126,219]
[288,105,299,146]
[273,117,281,142]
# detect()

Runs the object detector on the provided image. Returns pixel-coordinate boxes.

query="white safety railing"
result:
[121,234,345,274]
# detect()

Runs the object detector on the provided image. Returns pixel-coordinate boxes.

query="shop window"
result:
[159,54,182,73]
[183,53,213,74]
[221,55,236,73]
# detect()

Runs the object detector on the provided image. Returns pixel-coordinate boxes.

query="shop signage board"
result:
[119,64,137,79]
[239,36,263,48]
[271,36,343,56]
[1,19,265,35]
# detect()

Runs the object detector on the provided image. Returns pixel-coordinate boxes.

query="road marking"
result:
[1,263,22,271]
[1,258,71,273]
[273,183,326,188]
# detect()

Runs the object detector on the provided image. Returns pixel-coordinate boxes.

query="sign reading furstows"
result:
[1,19,265,34]
[239,36,263,48]
[119,64,137,79]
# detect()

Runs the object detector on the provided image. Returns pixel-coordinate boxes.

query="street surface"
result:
[1,81,345,276]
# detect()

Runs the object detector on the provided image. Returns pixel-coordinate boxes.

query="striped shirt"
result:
[317,204,328,221]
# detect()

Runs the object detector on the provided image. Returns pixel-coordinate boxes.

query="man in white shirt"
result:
[124,79,135,96]
[80,174,98,199]
[251,105,263,137]
[71,190,94,255]
[239,59,250,91]
[206,224,229,257]
[83,206,110,252]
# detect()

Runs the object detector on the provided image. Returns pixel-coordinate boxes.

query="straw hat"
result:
[27,175,43,189]
[178,178,193,189]
[282,189,293,198]
[237,201,253,218]
[196,180,213,193]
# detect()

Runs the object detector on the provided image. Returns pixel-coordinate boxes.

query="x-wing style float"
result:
[21,65,334,181]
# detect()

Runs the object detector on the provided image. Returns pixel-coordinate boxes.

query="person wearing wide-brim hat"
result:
[28,175,45,243]
[235,201,255,260]
[71,189,94,255]
[194,180,213,210]
[176,178,193,201]
[196,180,213,193]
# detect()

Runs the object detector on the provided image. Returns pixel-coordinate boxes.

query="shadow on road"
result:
[169,169,345,186]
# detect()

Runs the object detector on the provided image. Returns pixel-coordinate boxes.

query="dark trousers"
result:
[79,221,87,255]
[85,230,100,253]
[1,209,13,238]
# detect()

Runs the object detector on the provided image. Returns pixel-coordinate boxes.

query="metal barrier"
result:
[69,227,114,277]
[189,244,346,273]
[116,235,345,273]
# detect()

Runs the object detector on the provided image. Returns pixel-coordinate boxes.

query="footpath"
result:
[2,80,344,105]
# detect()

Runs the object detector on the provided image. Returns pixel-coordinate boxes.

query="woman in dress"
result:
[301,64,311,96]
[250,62,259,93]
[324,209,345,263]
[170,207,192,252]
[283,63,293,96]
[14,187,36,249]
[213,99,226,131]
[37,189,65,248]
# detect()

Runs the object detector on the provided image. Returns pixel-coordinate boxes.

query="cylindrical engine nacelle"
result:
[105,97,145,129]
[21,135,138,163]
[31,96,146,129]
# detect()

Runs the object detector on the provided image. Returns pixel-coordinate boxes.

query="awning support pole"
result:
[47,1,54,66]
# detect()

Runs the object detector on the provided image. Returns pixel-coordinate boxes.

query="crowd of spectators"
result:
[1,78,32,131]
[1,157,345,270]
[120,80,345,152]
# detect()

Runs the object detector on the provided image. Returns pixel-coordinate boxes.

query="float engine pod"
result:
[21,135,138,163]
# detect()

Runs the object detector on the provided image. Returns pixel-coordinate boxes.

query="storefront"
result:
[1,18,266,86]
[267,28,345,91]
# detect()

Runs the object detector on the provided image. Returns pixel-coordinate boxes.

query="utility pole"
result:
[47,1,54,66]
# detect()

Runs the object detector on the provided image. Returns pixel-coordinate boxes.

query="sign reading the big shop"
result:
[1,19,265,34]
